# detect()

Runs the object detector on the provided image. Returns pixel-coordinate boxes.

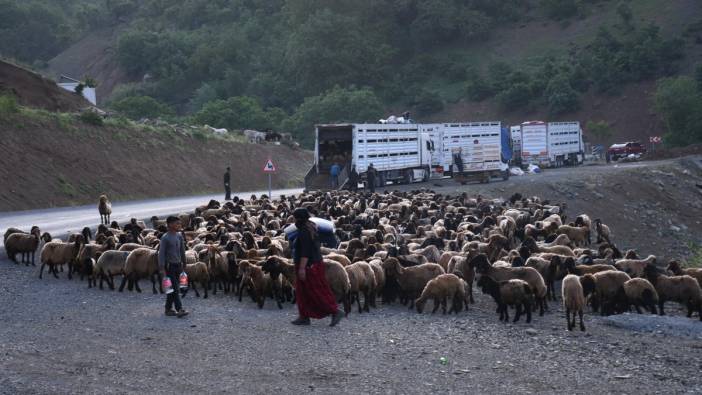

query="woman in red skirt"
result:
[291,208,343,327]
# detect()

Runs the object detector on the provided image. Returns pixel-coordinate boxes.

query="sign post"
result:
[263,159,276,198]
[649,136,661,154]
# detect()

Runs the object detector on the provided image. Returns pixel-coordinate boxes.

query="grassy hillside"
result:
[4,0,702,148]
[0,104,312,211]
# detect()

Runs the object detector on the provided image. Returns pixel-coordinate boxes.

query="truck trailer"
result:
[517,121,584,167]
[306,121,509,189]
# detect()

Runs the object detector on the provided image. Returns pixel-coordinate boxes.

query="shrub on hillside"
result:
[0,95,19,117]
[411,90,444,116]
[546,75,580,115]
[79,111,104,126]
[654,76,702,147]
[586,120,613,142]
[110,95,174,120]
[496,83,533,110]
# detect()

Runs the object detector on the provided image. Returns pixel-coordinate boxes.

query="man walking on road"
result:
[366,163,377,193]
[330,162,341,189]
[158,216,189,318]
[224,167,231,200]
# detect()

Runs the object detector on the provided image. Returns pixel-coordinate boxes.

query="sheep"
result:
[75,237,116,280]
[471,254,547,315]
[118,248,162,294]
[344,261,377,314]
[183,261,210,298]
[556,225,590,247]
[614,278,659,314]
[415,273,466,314]
[367,259,386,301]
[579,270,631,315]
[90,250,130,290]
[39,237,84,279]
[594,219,611,244]
[447,255,476,304]
[666,260,702,287]
[476,276,534,323]
[5,227,41,265]
[151,216,167,229]
[561,274,586,331]
[614,255,656,278]
[98,194,112,225]
[643,264,702,320]
[238,260,284,309]
[382,258,445,309]
[525,256,559,301]
[558,256,614,276]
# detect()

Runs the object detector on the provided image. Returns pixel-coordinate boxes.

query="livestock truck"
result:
[516,121,584,167]
[305,121,510,189]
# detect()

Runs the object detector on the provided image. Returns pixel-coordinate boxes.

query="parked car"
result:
[607,142,646,160]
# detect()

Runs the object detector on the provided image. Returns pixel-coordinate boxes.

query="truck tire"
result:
[502,170,510,181]
[404,169,413,184]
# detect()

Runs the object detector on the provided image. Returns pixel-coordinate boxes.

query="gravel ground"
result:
[2,156,702,394]
[1,261,701,394]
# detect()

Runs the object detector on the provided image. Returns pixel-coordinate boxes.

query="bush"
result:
[79,111,104,126]
[540,0,580,20]
[110,95,174,120]
[545,75,580,115]
[496,83,533,110]
[193,96,282,131]
[411,90,444,116]
[586,120,612,142]
[654,76,702,147]
[0,94,19,117]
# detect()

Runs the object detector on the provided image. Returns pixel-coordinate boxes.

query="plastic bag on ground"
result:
[527,164,541,173]
[510,167,525,176]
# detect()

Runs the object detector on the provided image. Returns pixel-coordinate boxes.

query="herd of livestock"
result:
[3,190,702,331]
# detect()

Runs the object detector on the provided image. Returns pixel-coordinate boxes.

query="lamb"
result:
[579,270,631,315]
[472,254,548,315]
[476,276,534,323]
[98,194,112,225]
[76,237,116,280]
[5,227,41,265]
[183,261,210,298]
[447,255,476,304]
[561,274,586,331]
[344,261,377,314]
[559,256,614,276]
[367,259,386,301]
[382,258,445,309]
[614,255,656,278]
[238,260,284,309]
[90,250,130,290]
[415,273,466,314]
[643,264,702,320]
[118,248,162,294]
[666,260,702,287]
[614,278,659,314]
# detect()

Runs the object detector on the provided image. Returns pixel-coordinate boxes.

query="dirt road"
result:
[1,157,702,394]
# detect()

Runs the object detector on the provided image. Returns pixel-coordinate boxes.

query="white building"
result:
[57,75,97,105]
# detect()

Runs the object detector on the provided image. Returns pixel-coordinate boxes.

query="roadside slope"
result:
[0,109,312,211]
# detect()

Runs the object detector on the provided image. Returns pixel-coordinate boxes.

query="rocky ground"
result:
[2,156,702,394]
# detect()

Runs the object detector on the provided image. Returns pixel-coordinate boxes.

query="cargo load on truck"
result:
[517,121,584,168]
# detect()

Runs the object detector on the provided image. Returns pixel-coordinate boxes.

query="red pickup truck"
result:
[607,142,646,160]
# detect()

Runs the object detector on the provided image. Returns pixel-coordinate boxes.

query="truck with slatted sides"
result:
[547,121,584,166]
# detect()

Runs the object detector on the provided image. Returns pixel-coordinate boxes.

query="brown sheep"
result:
[614,255,656,278]
[477,276,534,323]
[118,248,162,294]
[345,261,377,314]
[5,227,41,265]
[415,273,466,314]
[239,260,283,309]
[615,278,659,314]
[580,270,631,316]
[644,264,702,320]
[39,236,84,280]
[184,261,210,298]
[556,225,590,247]
[382,258,445,309]
[90,250,130,290]
[562,274,586,331]
[98,194,112,225]
[666,260,702,287]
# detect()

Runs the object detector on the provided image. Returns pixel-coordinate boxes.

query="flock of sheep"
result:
[3,190,702,331]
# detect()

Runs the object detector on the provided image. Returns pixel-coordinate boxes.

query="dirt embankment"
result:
[0,60,92,112]
[0,114,312,211]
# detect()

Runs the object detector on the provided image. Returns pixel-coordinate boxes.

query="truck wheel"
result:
[502,170,510,181]
[404,169,413,184]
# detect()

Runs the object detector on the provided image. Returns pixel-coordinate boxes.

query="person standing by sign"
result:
[224,167,231,200]
[290,208,343,327]
[366,163,377,193]
[158,216,189,318]
[348,165,358,192]
[330,162,341,189]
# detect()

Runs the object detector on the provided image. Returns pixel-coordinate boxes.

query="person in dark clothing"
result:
[290,208,343,327]
[158,216,189,318]
[224,167,231,200]
[348,165,358,192]
[366,163,377,193]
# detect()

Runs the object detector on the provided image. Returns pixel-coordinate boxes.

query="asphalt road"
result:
[0,188,302,249]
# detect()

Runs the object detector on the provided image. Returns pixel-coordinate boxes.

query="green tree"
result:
[545,74,580,115]
[654,76,702,146]
[586,120,613,142]
[193,96,281,131]
[110,95,175,120]
[283,86,384,147]
[496,83,533,110]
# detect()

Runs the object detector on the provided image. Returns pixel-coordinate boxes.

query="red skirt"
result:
[295,261,338,319]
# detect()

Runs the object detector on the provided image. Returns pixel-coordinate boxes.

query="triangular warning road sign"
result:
[263,159,276,172]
